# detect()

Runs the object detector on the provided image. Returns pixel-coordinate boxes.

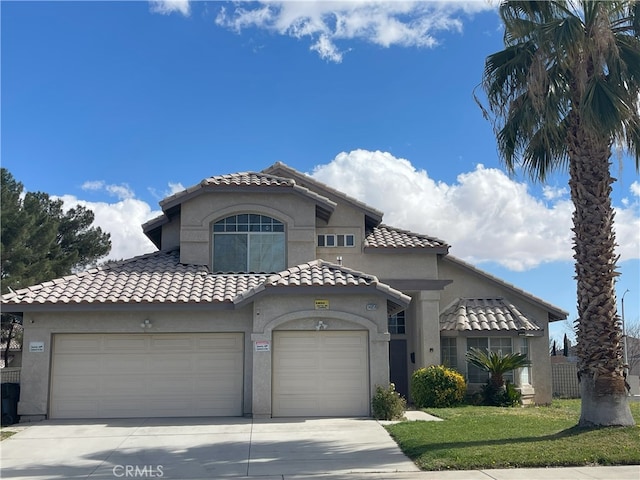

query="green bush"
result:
[371,383,406,420]
[411,365,466,408]
[480,380,522,407]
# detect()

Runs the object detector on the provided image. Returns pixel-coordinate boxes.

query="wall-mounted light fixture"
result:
[315,320,328,331]
[140,319,152,329]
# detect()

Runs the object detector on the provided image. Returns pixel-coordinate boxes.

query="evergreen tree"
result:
[1,168,112,292]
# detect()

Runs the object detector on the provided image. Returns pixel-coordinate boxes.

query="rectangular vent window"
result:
[317,234,355,248]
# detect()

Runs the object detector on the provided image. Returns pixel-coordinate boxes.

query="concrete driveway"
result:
[0,417,419,479]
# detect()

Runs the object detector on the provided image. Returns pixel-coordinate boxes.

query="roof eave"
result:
[442,255,569,321]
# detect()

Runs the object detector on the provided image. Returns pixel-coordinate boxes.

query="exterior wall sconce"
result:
[315,320,328,331]
[140,319,152,329]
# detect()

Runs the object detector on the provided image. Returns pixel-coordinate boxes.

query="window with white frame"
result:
[466,337,515,384]
[317,234,355,247]
[441,337,457,369]
[519,337,531,385]
[212,214,285,273]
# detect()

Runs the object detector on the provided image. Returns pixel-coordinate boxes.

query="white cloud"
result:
[82,181,135,201]
[311,150,640,270]
[56,152,638,272]
[631,181,640,197]
[215,1,495,62]
[542,185,568,200]
[149,0,190,16]
[57,194,159,261]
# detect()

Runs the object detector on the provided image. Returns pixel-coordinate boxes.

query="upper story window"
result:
[212,214,285,273]
[317,234,355,247]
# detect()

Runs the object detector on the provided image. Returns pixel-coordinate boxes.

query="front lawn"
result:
[386,399,640,470]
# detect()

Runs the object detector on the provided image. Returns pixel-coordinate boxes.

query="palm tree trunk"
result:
[568,116,634,427]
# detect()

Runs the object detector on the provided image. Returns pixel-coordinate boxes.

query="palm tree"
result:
[466,347,531,392]
[478,1,639,426]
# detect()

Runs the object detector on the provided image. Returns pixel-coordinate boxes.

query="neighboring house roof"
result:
[263,162,384,229]
[0,250,410,314]
[364,224,449,253]
[442,255,568,321]
[440,297,542,334]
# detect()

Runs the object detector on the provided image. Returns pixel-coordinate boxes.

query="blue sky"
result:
[2,1,639,342]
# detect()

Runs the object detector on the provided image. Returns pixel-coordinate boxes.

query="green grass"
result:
[0,429,17,441]
[386,399,640,471]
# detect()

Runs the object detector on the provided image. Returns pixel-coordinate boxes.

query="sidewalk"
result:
[275,465,640,479]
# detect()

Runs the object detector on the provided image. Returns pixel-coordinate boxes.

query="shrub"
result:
[411,365,466,408]
[371,383,406,420]
[480,380,522,407]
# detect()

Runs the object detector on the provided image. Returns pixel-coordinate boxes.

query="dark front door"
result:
[389,339,409,400]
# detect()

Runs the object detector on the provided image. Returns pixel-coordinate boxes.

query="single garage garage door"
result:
[50,333,243,419]
[272,330,369,417]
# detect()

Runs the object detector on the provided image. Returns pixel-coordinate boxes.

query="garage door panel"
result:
[273,331,369,417]
[56,335,102,352]
[53,355,101,374]
[198,334,243,349]
[51,333,244,419]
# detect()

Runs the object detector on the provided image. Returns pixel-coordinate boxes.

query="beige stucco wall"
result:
[438,258,554,404]
[177,192,317,267]
[250,293,390,417]
[18,308,254,419]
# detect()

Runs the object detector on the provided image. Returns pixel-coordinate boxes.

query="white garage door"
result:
[50,333,244,419]
[272,330,369,417]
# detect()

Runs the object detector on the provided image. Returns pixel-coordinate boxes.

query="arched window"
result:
[212,214,285,273]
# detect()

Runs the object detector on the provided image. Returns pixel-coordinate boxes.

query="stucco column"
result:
[17,322,49,420]
[414,290,441,367]
[250,332,272,418]
[370,332,391,395]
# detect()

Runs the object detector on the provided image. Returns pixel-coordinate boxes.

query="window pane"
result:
[441,338,457,369]
[388,312,405,334]
[346,235,355,246]
[249,233,285,272]
[213,234,247,272]
[337,235,345,247]
[317,235,325,247]
[326,235,335,247]
[213,215,285,273]
[467,338,488,383]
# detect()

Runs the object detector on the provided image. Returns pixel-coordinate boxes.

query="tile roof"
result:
[158,171,336,211]
[1,251,409,311]
[364,225,449,251]
[234,259,411,312]
[442,256,568,321]
[0,250,269,308]
[440,298,541,332]
[263,162,384,225]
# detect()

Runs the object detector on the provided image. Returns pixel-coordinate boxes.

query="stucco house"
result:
[2,162,567,421]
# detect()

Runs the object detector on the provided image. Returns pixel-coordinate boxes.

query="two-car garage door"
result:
[50,333,243,419]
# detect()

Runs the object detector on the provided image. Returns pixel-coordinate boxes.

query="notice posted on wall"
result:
[254,340,270,352]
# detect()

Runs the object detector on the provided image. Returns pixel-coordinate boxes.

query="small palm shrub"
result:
[411,365,466,408]
[481,380,522,407]
[371,383,406,420]
[466,348,529,407]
